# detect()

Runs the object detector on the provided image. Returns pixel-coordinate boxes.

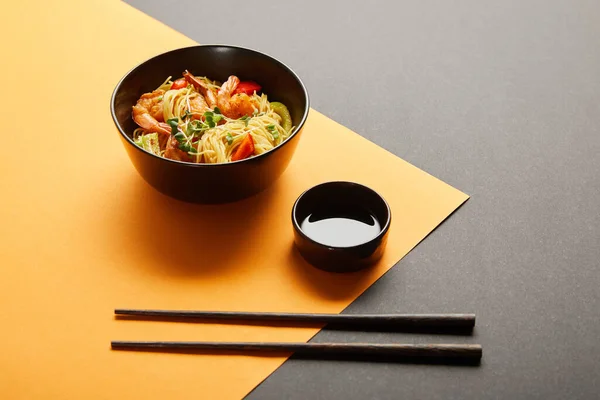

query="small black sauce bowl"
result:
[291,182,392,273]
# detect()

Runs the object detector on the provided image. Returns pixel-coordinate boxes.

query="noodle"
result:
[132,74,293,164]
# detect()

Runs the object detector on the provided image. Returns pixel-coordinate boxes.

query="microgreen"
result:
[167,117,179,135]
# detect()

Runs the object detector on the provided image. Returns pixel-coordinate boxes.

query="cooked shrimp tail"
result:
[183,70,217,108]
[188,93,210,117]
[132,89,170,136]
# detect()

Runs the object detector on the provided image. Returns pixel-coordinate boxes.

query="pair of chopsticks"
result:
[112,309,482,362]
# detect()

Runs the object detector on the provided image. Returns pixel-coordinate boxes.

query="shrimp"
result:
[132,89,170,136]
[183,70,218,108]
[164,136,193,162]
[187,93,210,118]
[217,76,258,119]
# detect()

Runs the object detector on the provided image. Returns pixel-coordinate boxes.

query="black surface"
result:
[126,1,600,398]
[111,45,309,203]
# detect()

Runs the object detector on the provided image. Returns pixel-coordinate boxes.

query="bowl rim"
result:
[291,181,392,251]
[110,44,310,167]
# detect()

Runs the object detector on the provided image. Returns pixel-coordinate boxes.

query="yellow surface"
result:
[0,0,468,398]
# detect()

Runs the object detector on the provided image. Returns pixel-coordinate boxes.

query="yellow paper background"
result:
[0,1,468,398]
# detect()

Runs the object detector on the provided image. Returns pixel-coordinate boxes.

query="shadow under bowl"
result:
[292,181,391,273]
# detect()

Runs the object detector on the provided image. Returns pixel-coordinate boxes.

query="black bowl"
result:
[292,181,392,273]
[110,45,310,204]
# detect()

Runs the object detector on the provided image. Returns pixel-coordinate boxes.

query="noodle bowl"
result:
[111,45,309,203]
[131,72,294,164]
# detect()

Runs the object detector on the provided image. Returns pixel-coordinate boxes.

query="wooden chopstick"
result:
[111,341,482,361]
[114,309,475,330]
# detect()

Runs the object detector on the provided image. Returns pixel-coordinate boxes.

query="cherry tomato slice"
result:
[170,78,187,90]
[231,134,255,161]
[232,81,261,95]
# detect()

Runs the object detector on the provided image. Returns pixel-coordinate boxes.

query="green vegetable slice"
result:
[239,115,250,126]
[134,133,161,156]
[270,102,292,132]
[267,124,279,140]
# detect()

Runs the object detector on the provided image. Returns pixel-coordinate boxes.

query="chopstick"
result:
[114,309,475,330]
[111,341,482,361]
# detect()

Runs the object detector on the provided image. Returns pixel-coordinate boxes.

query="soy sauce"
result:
[300,205,382,247]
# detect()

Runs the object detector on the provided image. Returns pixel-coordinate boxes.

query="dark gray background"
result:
[126,1,600,398]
